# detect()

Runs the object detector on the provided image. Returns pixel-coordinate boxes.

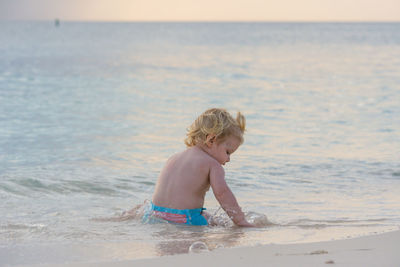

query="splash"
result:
[208,208,274,227]
[207,208,234,227]
[92,200,151,222]
[245,211,274,227]
[93,201,274,228]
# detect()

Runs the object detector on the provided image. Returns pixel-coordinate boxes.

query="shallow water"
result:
[0,21,400,265]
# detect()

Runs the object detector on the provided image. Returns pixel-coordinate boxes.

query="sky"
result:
[0,0,399,22]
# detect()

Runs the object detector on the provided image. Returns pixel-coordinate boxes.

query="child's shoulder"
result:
[185,146,221,167]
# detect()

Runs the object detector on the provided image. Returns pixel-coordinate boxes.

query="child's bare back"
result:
[152,146,213,210]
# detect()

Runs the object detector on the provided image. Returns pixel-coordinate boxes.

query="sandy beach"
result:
[18,229,399,267]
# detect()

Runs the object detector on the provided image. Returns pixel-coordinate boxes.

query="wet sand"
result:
[19,230,400,267]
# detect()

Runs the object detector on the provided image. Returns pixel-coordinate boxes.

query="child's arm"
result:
[209,163,254,227]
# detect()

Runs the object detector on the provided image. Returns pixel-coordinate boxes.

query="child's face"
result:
[209,136,241,165]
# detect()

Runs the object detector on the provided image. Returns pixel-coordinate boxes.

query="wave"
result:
[282,218,389,229]
[0,178,127,196]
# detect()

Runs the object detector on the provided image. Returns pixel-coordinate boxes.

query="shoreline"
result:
[22,229,400,267]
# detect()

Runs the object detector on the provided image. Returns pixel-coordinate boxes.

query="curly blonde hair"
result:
[184,108,246,147]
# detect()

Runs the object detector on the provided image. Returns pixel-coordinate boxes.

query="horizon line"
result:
[1,18,400,23]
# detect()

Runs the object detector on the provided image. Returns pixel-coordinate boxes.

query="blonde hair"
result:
[184,108,246,147]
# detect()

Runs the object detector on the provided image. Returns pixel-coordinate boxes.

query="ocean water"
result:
[0,21,399,265]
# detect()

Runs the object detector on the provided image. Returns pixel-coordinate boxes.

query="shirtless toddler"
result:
[151,108,254,227]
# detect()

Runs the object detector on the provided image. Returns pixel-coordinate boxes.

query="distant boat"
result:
[55,19,60,27]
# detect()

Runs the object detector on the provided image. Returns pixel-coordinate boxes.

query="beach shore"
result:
[20,229,399,267]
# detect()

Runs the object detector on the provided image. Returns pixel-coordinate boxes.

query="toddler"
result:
[151,108,254,227]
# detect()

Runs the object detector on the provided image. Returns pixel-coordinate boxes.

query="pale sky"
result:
[0,0,399,22]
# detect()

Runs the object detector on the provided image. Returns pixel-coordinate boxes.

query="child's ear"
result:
[205,134,216,147]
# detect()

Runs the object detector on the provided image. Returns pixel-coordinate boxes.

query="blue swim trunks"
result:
[147,202,208,226]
